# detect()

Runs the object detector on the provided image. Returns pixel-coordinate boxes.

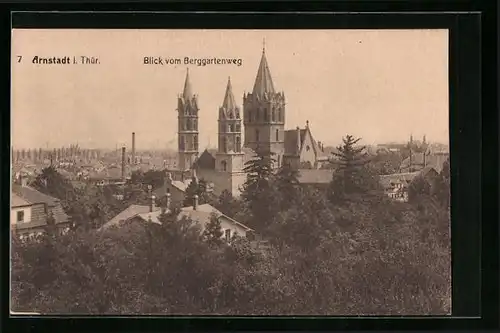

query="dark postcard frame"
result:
[2,1,497,332]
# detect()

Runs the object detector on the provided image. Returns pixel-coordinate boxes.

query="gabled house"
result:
[379,172,419,202]
[11,181,71,238]
[178,196,254,240]
[379,166,441,202]
[101,194,253,242]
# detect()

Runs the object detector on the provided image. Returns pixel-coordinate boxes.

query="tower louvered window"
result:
[236,136,241,152]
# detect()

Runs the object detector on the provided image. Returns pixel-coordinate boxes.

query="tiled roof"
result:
[11,193,31,207]
[105,203,253,233]
[182,68,194,100]
[50,204,70,225]
[194,149,216,170]
[297,169,333,184]
[180,203,254,232]
[12,185,60,206]
[252,50,275,97]
[101,204,161,229]
[284,129,302,156]
[400,152,449,173]
[283,127,319,157]
[135,210,168,225]
[220,77,240,119]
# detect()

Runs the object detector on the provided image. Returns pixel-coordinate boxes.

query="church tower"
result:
[216,77,245,194]
[177,69,199,171]
[243,44,286,167]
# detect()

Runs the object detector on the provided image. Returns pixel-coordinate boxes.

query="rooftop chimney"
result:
[165,172,173,189]
[121,146,126,179]
[131,132,136,165]
[148,185,155,212]
[19,173,28,187]
[193,194,198,210]
[162,192,171,214]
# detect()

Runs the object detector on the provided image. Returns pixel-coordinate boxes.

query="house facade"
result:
[11,183,71,239]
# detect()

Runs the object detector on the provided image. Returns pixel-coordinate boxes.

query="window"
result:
[277,109,281,122]
[248,110,252,122]
[306,145,311,152]
[222,137,227,153]
[194,135,198,151]
[264,108,268,121]
[235,123,241,132]
[277,155,281,167]
[256,109,260,121]
[255,129,260,142]
[187,119,192,130]
[193,119,197,130]
[235,136,241,152]
[276,129,279,141]
[179,136,185,150]
[221,160,227,172]
[272,109,275,121]
[17,210,24,223]
[225,229,231,241]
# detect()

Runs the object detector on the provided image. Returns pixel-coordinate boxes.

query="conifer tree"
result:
[240,151,279,230]
[203,213,224,247]
[328,135,380,201]
[183,176,211,207]
[273,163,301,211]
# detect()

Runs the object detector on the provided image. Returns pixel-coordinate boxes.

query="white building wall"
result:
[11,206,32,225]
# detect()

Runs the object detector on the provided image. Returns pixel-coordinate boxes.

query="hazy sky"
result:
[11,29,449,150]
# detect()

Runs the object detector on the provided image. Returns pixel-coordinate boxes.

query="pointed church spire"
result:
[252,44,275,97]
[222,76,237,112]
[183,68,193,100]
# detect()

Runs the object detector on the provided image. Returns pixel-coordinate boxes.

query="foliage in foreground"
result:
[12,136,451,315]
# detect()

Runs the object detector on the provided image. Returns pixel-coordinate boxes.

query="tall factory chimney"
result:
[131,132,136,165]
[121,146,126,180]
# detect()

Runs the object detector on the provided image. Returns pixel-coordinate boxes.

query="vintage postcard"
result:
[11,29,451,315]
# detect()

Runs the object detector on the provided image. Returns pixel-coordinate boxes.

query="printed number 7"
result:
[17,56,22,63]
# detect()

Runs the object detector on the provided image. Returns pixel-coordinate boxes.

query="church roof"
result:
[252,49,275,97]
[182,68,194,100]
[284,124,319,157]
[194,149,216,170]
[284,128,307,156]
[221,77,239,118]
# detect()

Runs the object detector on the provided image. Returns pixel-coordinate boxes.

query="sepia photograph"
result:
[11,29,451,315]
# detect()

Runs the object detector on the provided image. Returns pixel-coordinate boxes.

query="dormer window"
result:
[306,145,311,152]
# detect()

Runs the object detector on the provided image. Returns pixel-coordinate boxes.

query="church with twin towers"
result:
[173,45,325,196]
